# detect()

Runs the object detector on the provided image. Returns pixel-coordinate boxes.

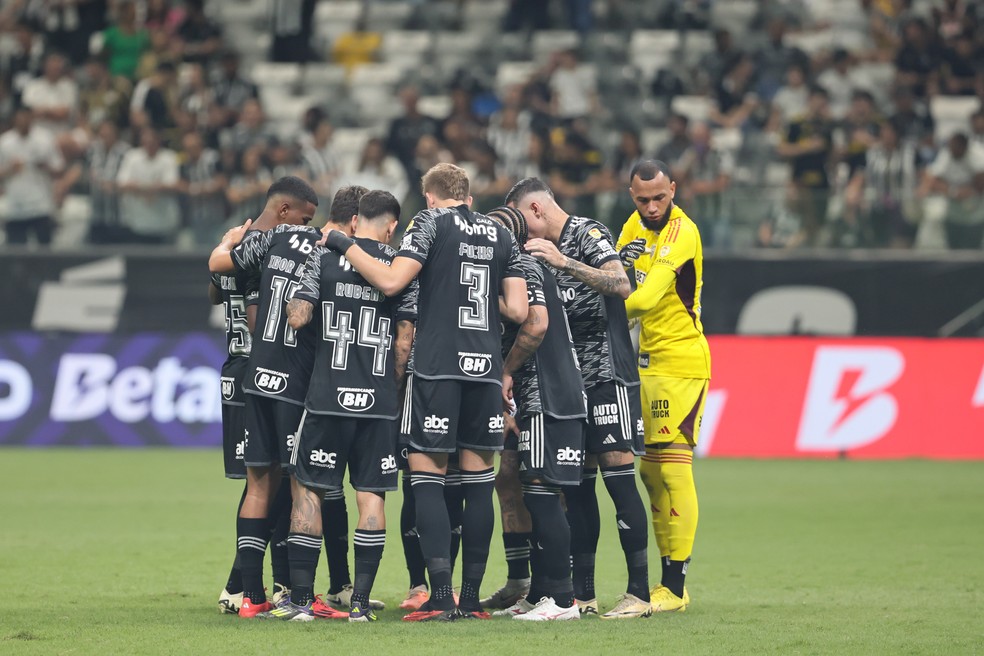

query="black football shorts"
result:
[221,403,247,479]
[517,413,586,486]
[292,410,399,492]
[402,374,504,453]
[584,381,645,456]
[243,394,305,468]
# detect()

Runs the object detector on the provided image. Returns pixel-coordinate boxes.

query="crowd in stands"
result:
[0,0,982,250]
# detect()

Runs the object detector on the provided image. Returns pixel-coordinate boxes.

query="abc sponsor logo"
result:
[380,455,398,472]
[254,368,288,395]
[235,440,245,458]
[459,352,492,377]
[220,377,236,402]
[592,403,619,426]
[488,414,504,433]
[423,415,450,434]
[286,434,296,453]
[309,449,337,468]
[337,387,375,412]
[556,447,582,465]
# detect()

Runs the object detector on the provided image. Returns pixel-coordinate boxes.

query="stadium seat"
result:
[710,0,757,31]
[366,1,413,31]
[350,85,403,123]
[418,95,453,119]
[332,127,374,164]
[671,95,712,122]
[314,0,363,25]
[641,128,669,154]
[301,64,348,89]
[930,96,979,132]
[712,127,742,153]
[350,62,410,87]
[785,30,834,56]
[252,62,302,87]
[259,88,314,124]
[532,30,581,61]
[630,30,682,57]
[496,61,538,93]
[380,31,433,63]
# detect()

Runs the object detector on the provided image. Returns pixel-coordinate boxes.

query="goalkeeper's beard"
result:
[642,200,674,232]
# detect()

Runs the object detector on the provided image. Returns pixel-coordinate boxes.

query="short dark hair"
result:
[266,175,319,207]
[504,177,553,206]
[359,189,401,223]
[629,160,672,183]
[328,185,368,224]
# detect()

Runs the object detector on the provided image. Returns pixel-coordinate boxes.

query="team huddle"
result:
[207,159,710,622]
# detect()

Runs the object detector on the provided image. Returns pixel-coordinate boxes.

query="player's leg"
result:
[563,460,600,612]
[445,456,464,577]
[345,417,398,622]
[402,375,457,621]
[219,400,248,614]
[319,487,352,601]
[399,456,430,608]
[219,484,247,614]
[591,382,651,620]
[268,476,293,603]
[638,375,672,590]
[648,378,707,613]
[237,397,282,616]
[513,414,581,621]
[454,382,507,619]
[483,446,533,610]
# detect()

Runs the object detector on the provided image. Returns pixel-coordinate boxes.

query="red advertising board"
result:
[699,337,984,459]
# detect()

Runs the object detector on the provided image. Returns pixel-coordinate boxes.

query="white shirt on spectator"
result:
[116,146,180,236]
[0,125,64,221]
[928,142,984,188]
[771,85,809,126]
[550,66,596,120]
[21,76,78,134]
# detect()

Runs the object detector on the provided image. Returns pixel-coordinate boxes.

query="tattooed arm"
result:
[502,303,548,405]
[526,237,631,299]
[394,319,414,385]
[286,297,314,330]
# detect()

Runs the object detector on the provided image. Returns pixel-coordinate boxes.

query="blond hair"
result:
[421,162,470,202]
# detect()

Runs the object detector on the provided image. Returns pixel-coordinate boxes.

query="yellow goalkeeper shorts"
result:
[639,375,709,447]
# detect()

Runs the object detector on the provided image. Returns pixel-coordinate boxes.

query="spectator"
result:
[441,117,476,164]
[753,18,810,102]
[60,120,130,243]
[144,0,185,35]
[412,134,454,181]
[890,86,936,161]
[299,115,341,208]
[21,51,78,136]
[549,128,604,219]
[27,0,108,64]
[179,131,227,243]
[385,85,441,181]
[443,85,484,136]
[225,144,272,223]
[270,0,317,64]
[895,18,943,98]
[115,127,180,244]
[817,49,860,120]
[331,14,381,74]
[135,23,182,80]
[177,0,222,65]
[0,20,43,104]
[655,113,691,169]
[769,63,810,130]
[100,1,149,81]
[838,90,883,179]
[79,56,132,128]
[219,98,271,156]
[468,141,513,212]
[177,63,215,133]
[971,110,984,148]
[502,0,550,32]
[940,30,982,96]
[844,121,920,247]
[340,137,409,203]
[776,85,835,247]
[918,132,984,249]
[696,28,740,93]
[709,54,763,130]
[487,90,533,181]
[130,61,179,135]
[674,122,734,246]
[518,130,550,180]
[267,137,305,180]
[0,106,65,245]
[212,51,258,128]
[549,49,598,122]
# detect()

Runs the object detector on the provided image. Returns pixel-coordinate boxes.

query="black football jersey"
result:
[293,239,418,419]
[553,216,639,389]
[503,253,587,420]
[398,205,524,385]
[232,223,322,405]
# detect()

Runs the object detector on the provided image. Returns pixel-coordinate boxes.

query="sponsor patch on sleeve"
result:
[588,228,602,239]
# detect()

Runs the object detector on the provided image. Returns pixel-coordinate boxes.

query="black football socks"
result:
[601,463,651,601]
[459,468,495,611]
[287,532,321,606]
[564,468,600,600]
[352,529,386,610]
[503,531,533,581]
[321,488,351,594]
[410,471,455,610]
[522,484,575,608]
[400,473,428,589]
[237,516,269,604]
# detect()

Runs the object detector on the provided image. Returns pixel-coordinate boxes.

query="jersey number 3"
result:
[459,263,490,331]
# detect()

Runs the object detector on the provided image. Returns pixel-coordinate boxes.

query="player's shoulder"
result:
[356,236,398,261]
[618,211,644,240]
[518,251,545,280]
[568,216,615,246]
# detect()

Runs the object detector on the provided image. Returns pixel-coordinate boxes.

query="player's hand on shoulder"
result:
[619,238,646,268]
[526,238,566,268]
[221,218,252,247]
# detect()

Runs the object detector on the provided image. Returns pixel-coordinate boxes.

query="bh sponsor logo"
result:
[556,447,582,465]
[254,367,288,395]
[459,352,492,377]
[423,415,450,434]
[220,377,236,402]
[338,387,375,412]
[309,449,337,468]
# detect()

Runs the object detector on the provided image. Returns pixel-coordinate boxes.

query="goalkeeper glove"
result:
[618,238,646,268]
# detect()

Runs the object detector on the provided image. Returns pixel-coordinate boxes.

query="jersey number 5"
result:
[459,263,490,331]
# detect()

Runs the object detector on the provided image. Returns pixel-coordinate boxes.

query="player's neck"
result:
[430,198,467,210]
[545,210,570,243]
[250,209,281,231]
[354,227,384,242]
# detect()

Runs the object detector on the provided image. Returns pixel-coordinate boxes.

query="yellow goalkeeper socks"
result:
[640,450,671,558]
[659,448,698,562]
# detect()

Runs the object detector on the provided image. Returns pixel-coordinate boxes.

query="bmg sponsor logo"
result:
[459,352,492,377]
[254,368,288,395]
[309,449,337,468]
[338,387,375,412]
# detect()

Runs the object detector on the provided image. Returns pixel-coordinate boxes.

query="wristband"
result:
[326,230,355,254]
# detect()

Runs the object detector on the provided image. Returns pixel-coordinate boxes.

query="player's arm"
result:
[502,303,547,403]
[208,218,254,273]
[394,320,415,384]
[287,250,322,330]
[322,231,422,297]
[526,237,632,299]
[624,265,676,320]
[500,276,529,324]
[286,298,314,330]
[208,274,222,305]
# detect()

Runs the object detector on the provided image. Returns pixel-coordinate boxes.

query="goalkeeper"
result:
[615,160,711,613]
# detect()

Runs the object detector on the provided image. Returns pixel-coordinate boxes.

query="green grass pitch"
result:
[1,450,982,655]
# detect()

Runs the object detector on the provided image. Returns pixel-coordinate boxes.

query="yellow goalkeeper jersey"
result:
[617,206,711,379]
